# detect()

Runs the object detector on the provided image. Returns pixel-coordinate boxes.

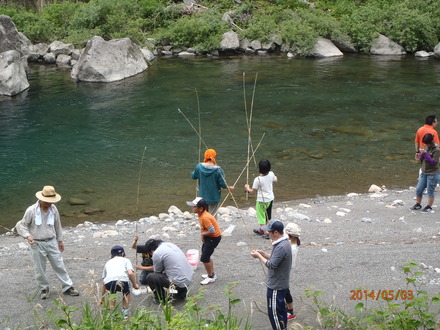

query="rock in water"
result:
[71,36,148,82]
[0,50,29,96]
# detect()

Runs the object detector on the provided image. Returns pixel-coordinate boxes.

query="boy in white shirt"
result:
[245,159,278,239]
[100,246,139,318]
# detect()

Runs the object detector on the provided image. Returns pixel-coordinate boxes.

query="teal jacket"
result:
[191,163,227,204]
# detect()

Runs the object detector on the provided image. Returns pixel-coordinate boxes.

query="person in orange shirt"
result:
[187,197,222,285]
[415,115,439,157]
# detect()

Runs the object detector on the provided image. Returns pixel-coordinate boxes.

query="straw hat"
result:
[35,185,61,203]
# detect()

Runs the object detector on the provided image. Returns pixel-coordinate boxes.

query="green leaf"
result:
[354,302,364,312]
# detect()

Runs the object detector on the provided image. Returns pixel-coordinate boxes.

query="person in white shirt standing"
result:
[245,159,278,239]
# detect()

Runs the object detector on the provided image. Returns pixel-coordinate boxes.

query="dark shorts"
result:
[105,280,130,296]
[200,235,221,263]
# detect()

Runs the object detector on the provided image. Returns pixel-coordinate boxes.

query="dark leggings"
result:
[285,288,293,304]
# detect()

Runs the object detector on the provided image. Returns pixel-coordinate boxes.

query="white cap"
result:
[186,197,203,206]
[285,223,301,237]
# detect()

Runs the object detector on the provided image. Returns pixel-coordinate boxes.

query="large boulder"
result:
[434,42,440,59]
[0,50,29,96]
[370,34,406,55]
[220,30,240,51]
[313,37,343,57]
[0,15,30,56]
[71,36,148,82]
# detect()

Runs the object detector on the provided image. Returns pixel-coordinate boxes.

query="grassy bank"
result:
[1,0,439,55]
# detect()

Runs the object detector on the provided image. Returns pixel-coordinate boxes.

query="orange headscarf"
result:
[204,149,217,164]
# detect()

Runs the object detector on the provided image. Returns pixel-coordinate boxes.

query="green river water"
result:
[1,54,439,231]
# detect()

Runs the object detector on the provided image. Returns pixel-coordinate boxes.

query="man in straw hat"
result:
[18,185,79,299]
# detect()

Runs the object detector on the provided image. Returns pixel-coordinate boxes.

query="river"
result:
[1,54,439,231]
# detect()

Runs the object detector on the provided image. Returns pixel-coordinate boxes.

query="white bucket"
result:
[186,249,200,270]
[132,288,141,296]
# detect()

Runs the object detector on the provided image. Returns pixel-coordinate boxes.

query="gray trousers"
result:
[30,238,73,292]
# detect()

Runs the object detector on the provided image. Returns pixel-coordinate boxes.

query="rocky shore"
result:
[2,12,440,97]
[1,186,439,328]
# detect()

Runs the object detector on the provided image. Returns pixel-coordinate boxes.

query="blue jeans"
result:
[416,173,439,198]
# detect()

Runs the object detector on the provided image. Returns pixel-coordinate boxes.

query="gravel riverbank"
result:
[1,187,439,329]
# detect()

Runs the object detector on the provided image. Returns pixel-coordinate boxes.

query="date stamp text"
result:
[350,290,413,300]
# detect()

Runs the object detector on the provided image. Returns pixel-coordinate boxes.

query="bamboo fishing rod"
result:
[0,224,26,239]
[213,133,268,277]
[244,73,259,200]
[214,132,266,215]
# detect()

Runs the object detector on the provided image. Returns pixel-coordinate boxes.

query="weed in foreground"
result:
[304,261,440,329]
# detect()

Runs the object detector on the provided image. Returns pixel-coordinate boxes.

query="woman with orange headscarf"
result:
[191,149,234,216]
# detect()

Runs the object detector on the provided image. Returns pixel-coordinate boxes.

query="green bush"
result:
[383,3,437,52]
[155,12,228,51]
[342,4,386,52]
[279,18,317,56]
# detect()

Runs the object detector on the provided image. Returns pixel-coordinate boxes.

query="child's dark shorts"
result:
[200,235,221,263]
[105,280,130,296]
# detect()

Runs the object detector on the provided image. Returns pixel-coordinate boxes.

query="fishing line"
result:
[178,108,209,150]
[196,89,202,197]
[134,146,147,280]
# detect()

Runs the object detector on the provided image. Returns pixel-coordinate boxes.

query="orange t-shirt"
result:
[415,125,439,149]
[199,211,221,237]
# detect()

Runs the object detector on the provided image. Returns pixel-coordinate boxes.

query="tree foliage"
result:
[0,0,439,53]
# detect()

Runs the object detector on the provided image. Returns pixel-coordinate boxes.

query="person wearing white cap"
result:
[187,197,222,285]
[284,222,301,320]
[18,185,79,299]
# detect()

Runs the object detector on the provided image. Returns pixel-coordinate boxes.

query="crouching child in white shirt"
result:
[100,246,139,318]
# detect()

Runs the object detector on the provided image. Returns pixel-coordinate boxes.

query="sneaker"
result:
[410,203,422,210]
[201,273,217,280]
[63,287,80,296]
[262,233,270,239]
[253,228,263,235]
[122,307,130,319]
[287,312,296,320]
[200,275,216,285]
[422,206,434,213]
[41,289,49,300]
